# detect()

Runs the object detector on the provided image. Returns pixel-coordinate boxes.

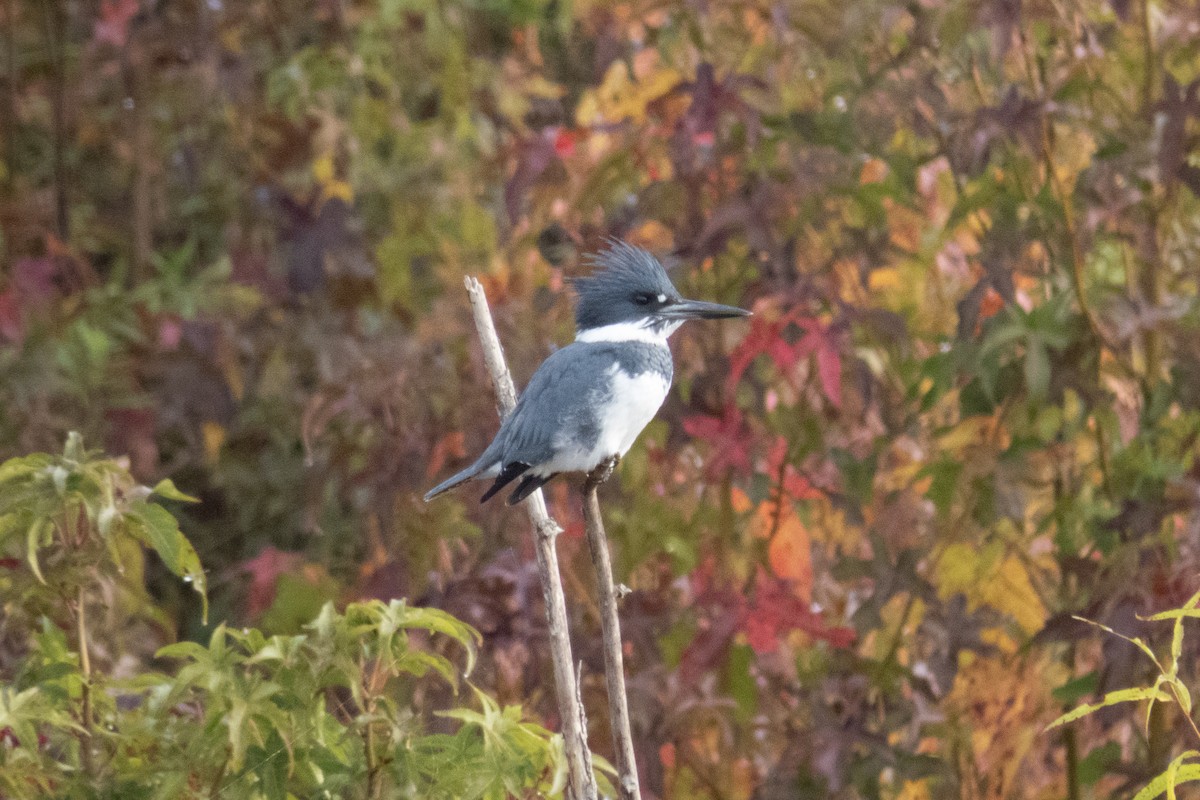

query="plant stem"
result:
[365,720,381,800]
[363,654,384,799]
[39,0,68,240]
[1063,714,1080,800]
[463,277,598,800]
[76,584,94,778]
[583,460,642,800]
[207,756,228,800]
[1140,0,1156,110]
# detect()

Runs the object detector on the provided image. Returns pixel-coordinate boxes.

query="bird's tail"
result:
[423,459,489,502]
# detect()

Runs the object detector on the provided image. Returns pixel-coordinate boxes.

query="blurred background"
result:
[3,0,1200,797]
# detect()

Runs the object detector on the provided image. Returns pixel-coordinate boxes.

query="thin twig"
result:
[462,277,597,800]
[583,459,642,800]
[39,0,68,239]
[2,0,15,208]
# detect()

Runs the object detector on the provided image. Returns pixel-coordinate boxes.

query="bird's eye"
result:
[633,293,654,306]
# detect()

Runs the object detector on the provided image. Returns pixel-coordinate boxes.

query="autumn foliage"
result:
[4,0,1200,798]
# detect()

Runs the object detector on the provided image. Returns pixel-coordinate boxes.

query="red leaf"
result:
[815,339,842,408]
[682,404,751,475]
[239,547,303,617]
[762,436,822,501]
[12,257,57,304]
[0,290,22,343]
[726,312,805,391]
[679,591,744,682]
[94,0,139,48]
[727,311,844,409]
[741,568,855,654]
[659,742,677,770]
[553,128,579,159]
[681,560,854,679]
[795,318,842,408]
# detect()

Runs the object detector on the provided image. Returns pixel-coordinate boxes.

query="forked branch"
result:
[463,277,597,800]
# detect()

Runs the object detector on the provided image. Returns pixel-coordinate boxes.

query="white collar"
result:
[575,319,680,345]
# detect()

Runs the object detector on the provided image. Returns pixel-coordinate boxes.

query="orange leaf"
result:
[729,487,753,514]
[768,512,813,603]
[426,432,467,480]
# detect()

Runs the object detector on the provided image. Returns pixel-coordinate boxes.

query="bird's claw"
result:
[585,456,620,490]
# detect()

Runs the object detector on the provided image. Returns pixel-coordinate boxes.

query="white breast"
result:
[541,365,670,475]
[600,366,671,457]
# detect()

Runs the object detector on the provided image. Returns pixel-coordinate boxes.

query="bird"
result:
[424,240,750,506]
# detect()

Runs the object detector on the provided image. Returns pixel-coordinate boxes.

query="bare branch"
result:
[463,276,598,800]
[583,458,642,800]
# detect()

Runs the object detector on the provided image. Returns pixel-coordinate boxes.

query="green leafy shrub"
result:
[0,436,591,799]
[1049,590,1200,800]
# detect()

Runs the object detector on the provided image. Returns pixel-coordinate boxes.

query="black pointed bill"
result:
[660,298,752,320]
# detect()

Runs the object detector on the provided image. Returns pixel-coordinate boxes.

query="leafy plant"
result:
[0,437,596,798]
[1049,589,1200,800]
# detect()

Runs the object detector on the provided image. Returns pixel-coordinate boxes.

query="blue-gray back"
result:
[484,341,673,466]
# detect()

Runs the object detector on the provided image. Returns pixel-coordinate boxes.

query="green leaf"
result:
[151,478,199,503]
[391,603,482,675]
[1076,741,1121,786]
[128,503,208,622]
[26,517,51,584]
[62,432,85,463]
[1132,757,1200,800]
[155,641,211,662]
[1053,671,1099,704]
[1024,338,1050,399]
[1166,751,1200,800]
[0,453,53,485]
[1143,608,1200,622]
[1073,616,1163,670]
[1046,686,1173,730]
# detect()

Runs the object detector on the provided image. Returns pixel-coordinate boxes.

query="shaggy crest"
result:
[571,241,682,331]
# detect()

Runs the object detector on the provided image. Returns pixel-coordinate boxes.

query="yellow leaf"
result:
[576,58,682,126]
[312,152,335,186]
[629,220,674,251]
[896,779,931,800]
[937,415,1006,455]
[936,543,1047,635]
[990,555,1047,635]
[868,267,903,292]
[313,152,353,204]
[321,180,353,204]
[202,422,226,464]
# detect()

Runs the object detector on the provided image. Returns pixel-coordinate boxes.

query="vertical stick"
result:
[40,0,68,240]
[463,277,597,800]
[583,460,642,800]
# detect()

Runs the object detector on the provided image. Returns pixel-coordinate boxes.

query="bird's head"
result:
[571,241,750,343]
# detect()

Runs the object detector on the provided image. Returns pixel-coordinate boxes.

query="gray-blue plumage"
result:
[572,241,682,331]
[424,241,749,506]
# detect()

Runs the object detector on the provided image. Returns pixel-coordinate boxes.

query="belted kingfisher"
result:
[424,241,750,506]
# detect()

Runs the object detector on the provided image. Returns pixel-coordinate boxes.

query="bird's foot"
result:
[584,456,620,490]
